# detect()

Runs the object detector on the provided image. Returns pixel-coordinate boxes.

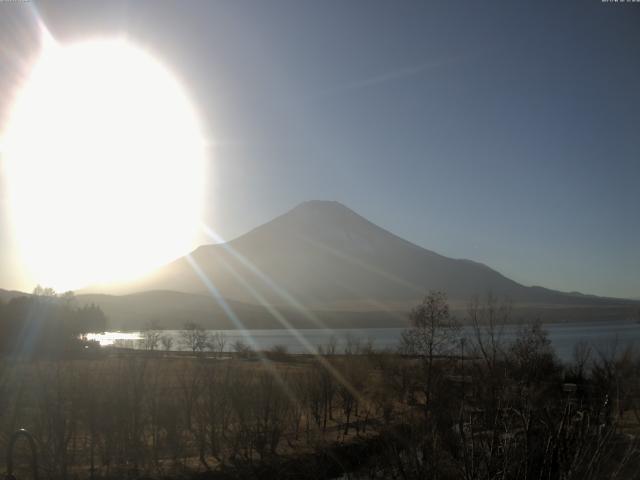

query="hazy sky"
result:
[0,0,638,298]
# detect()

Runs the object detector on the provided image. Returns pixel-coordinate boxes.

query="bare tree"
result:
[33,284,57,298]
[180,322,210,353]
[566,339,592,382]
[232,339,253,359]
[267,344,291,362]
[467,293,510,371]
[400,291,460,412]
[508,320,559,387]
[210,331,227,357]
[141,321,162,351]
[317,335,338,356]
[160,334,174,352]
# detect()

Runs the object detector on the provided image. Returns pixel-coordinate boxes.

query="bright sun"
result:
[2,39,206,291]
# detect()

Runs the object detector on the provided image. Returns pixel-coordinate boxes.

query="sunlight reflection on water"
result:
[86,331,142,346]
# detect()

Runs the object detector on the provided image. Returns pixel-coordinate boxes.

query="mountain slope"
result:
[0,289,29,303]
[74,290,415,330]
[103,201,630,312]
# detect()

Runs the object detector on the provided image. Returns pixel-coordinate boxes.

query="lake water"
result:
[87,320,640,362]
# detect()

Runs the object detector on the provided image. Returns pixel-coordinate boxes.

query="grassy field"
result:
[1,335,640,480]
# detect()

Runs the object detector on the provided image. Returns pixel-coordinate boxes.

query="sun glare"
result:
[1,39,206,291]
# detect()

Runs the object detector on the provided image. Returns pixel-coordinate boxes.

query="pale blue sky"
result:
[0,0,638,298]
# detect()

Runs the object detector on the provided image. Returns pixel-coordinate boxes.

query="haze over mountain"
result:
[74,201,637,329]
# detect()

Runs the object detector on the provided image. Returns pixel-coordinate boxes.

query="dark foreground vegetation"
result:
[0,287,106,357]
[1,291,640,479]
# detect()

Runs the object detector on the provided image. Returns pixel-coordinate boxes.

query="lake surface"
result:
[87,320,640,362]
